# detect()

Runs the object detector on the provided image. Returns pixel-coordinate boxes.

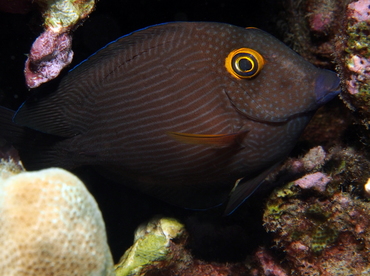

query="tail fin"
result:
[0,107,24,144]
[0,106,70,170]
[0,107,24,161]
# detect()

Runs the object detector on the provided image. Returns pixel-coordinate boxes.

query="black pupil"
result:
[239,58,252,71]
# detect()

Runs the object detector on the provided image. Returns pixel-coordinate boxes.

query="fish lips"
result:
[314,69,341,105]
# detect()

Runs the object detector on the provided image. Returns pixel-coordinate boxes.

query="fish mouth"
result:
[314,69,341,105]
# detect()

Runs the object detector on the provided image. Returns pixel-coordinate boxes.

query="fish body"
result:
[8,22,340,213]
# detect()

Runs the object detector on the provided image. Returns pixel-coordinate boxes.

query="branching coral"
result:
[0,161,114,276]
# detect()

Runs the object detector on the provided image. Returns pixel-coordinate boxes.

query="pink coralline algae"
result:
[347,55,370,95]
[24,31,73,89]
[24,0,95,88]
[348,0,370,21]
[294,172,331,192]
[345,0,370,96]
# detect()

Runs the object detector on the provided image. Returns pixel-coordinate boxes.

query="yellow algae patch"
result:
[41,0,95,33]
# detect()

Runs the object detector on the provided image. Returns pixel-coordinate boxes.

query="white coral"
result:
[0,164,114,276]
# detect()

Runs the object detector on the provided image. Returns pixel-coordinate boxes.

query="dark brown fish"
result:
[5,22,341,213]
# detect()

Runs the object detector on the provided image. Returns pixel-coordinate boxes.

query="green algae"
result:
[115,217,184,276]
[346,21,370,58]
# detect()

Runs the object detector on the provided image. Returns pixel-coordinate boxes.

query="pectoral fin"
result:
[224,163,280,215]
[167,131,247,147]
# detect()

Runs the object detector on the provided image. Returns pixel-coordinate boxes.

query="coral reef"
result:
[265,191,370,274]
[0,160,114,276]
[24,0,95,88]
[335,0,370,129]
[263,145,370,275]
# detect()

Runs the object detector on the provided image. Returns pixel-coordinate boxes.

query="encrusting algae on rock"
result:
[333,0,370,129]
[115,217,184,276]
[263,145,370,275]
[0,160,114,276]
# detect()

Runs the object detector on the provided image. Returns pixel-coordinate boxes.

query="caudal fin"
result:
[0,107,25,144]
[0,106,70,170]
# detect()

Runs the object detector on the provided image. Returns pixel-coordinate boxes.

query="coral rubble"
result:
[0,161,114,276]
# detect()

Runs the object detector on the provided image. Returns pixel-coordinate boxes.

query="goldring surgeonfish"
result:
[3,22,341,214]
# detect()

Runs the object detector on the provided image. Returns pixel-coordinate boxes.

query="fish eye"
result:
[225,48,265,79]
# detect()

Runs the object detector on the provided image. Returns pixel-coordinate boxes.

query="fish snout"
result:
[314,69,341,105]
